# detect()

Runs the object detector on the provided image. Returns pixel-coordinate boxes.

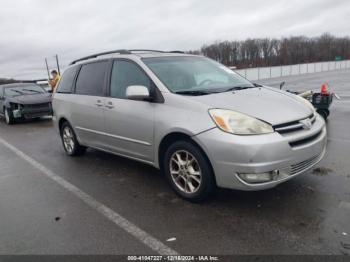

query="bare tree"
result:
[195,34,350,68]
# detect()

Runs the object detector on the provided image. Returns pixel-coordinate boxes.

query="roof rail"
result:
[69,49,131,65]
[128,49,165,53]
[169,50,185,54]
[69,49,186,65]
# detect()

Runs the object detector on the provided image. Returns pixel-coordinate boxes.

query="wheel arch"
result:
[58,117,85,146]
[157,132,216,183]
[58,117,69,132]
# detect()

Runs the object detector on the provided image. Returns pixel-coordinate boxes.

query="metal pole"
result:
[314,63,316,73]
[270,66,272,78]
[55,54,61,75]
[45,58,50,79]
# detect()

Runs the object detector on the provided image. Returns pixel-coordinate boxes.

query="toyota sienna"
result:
[52,50,327,201]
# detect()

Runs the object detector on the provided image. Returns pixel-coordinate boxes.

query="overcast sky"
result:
[0,0,349,79]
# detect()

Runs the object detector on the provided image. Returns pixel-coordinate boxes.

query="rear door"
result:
[104,59,155,162]
[70,61,109,149]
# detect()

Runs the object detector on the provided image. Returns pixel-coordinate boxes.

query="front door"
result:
[104,59,155,162]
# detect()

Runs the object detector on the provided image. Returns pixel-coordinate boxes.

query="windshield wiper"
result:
[175,90,211,96]
[23,89,42,94]
[223,86,255,92]
[10,90,25,95]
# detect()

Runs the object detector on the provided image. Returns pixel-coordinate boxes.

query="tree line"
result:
[189,33,350,68]
[1,33,349,82]
[0,78,18,85]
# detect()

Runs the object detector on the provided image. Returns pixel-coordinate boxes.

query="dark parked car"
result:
[0,83,52,125]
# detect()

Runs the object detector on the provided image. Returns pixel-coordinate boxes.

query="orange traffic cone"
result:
[320,83,329,95]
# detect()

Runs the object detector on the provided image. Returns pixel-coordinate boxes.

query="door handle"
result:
[105,101,114,109]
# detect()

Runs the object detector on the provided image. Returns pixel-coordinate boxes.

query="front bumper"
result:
[12,103,53,119]
[193,114,327,191]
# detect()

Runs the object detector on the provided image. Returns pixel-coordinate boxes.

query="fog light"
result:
[238,170,280,184]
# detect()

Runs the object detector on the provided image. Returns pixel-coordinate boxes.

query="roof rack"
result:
[69,49,131,65]
[128,49,165,53]
[169,50,185,54]
[69,49,185,65]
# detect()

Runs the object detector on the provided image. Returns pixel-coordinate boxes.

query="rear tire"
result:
[163,140,216,202]
[4,108,15,125]
[60,122,86,156]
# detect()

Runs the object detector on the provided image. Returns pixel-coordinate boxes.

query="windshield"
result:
[142,56,254,94]
[4,85,45,97]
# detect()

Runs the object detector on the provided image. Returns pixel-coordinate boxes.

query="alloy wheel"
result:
[62,126,75,154]
[169,150,202,194]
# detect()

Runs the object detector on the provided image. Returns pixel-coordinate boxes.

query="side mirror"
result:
[126,85,151,101]
[280,81,286,90]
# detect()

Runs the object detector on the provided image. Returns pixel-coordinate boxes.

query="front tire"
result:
[4,108,15,125]
[163,140,216,202]
[60,122,86,156]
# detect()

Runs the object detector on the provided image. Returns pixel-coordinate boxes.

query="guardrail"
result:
[235,60,350,81]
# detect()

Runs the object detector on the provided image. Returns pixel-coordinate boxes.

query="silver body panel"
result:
[103,98,154,162]
[53,54,327,191]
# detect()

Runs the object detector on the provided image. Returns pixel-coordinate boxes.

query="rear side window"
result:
[56,66,79,93]
[75,61,108,96]
[110,60,151,99]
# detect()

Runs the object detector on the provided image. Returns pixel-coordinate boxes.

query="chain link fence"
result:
[235,60,350,81]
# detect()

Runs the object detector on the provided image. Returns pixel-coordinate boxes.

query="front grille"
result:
[22,102,52,118]
[274,114,316,134]
[290,153,323,175]
[23,103,51,110]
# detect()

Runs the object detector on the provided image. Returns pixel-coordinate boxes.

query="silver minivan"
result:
[52,50,327,201]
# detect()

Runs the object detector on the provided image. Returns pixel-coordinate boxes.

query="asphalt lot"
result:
[0,69,350,255]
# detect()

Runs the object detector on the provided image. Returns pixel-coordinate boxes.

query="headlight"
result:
[209,109,274,135]
[295,95,315,114]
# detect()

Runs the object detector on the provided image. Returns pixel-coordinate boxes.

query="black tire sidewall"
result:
[163,140,215,202]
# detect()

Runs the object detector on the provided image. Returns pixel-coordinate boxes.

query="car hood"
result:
[188,86,312,125]
[7,93,51,105]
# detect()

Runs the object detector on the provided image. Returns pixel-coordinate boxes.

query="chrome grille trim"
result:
[274,114,316,134]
